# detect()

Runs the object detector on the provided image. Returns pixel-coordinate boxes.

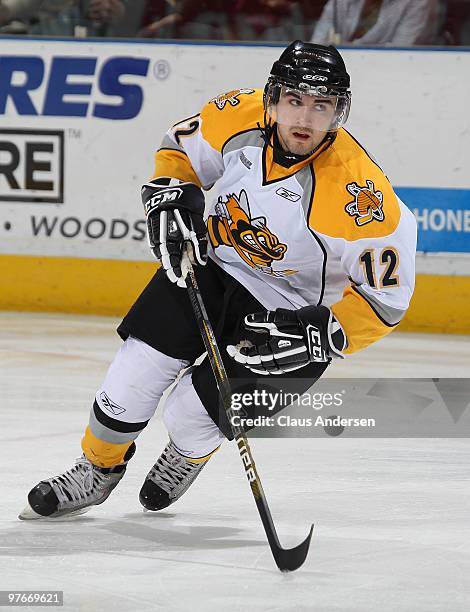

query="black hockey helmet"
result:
[267,41,350,97]
[264,41,351,133]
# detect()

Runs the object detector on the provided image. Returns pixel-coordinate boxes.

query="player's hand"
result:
[227,306,346,375]
[142,180,208,287]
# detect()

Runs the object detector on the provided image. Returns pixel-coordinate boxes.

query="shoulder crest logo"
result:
[345,180,384,226]
[210,89,255,110]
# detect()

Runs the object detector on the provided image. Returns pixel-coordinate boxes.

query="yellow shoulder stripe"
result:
[200,89,264,153]
[331,285,396,354]
[309,129,401,241]
[152,149,202,187]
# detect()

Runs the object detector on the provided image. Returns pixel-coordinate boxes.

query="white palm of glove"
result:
[227,306,346,375]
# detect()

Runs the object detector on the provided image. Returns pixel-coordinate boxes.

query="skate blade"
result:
[18,505,91,521]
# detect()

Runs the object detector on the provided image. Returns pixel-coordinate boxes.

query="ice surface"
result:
[1,312,469,611]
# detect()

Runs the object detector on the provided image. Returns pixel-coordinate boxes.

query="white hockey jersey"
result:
[151,88,417,354]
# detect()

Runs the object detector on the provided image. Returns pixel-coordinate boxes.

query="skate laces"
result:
[149,444,201,492]
[47,457,108,506]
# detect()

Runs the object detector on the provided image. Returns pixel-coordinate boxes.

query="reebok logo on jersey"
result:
[99,392,126,415]
[345,180,384,226]
[239,152,252,169]
[276,187,301,202]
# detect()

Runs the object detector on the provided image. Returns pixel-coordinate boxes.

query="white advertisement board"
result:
[1,39,469,262]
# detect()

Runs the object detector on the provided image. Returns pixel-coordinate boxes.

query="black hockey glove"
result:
[227,306,347,375]
[142,179,208,287]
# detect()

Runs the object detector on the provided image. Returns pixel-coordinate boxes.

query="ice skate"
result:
[19,443,135,520]
[139,440,214,511]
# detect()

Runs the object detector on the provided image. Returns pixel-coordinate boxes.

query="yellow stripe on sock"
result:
[81,426,134,468]
[185,446,220,464]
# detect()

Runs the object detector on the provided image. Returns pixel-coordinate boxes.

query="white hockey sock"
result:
[95,336,189,425]
[163,369,225,459]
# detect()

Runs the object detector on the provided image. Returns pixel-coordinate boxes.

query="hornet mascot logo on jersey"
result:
[207,190,296,277]
[345,180,384,226]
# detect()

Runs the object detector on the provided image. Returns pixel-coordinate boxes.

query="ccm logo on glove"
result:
[142,179,208,287]
[305,325,326,361]
[144,187,184,214]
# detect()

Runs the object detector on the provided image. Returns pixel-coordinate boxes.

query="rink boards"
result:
[0,38,469,333]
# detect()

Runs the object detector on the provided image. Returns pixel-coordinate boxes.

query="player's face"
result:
[274,88,338,156]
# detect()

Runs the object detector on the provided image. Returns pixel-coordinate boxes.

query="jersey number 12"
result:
[359,248,399,288]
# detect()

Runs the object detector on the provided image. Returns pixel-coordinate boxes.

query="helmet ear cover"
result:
[263,79,282,109]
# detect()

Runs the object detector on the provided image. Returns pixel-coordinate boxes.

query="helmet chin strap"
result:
[273,128,311,165]
[257,115,334,168]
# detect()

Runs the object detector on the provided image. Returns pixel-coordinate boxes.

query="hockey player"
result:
[20,41,416,520]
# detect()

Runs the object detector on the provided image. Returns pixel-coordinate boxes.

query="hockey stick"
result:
[181,247,313,572]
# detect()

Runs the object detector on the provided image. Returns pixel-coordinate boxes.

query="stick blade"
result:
[273,524,314,572]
